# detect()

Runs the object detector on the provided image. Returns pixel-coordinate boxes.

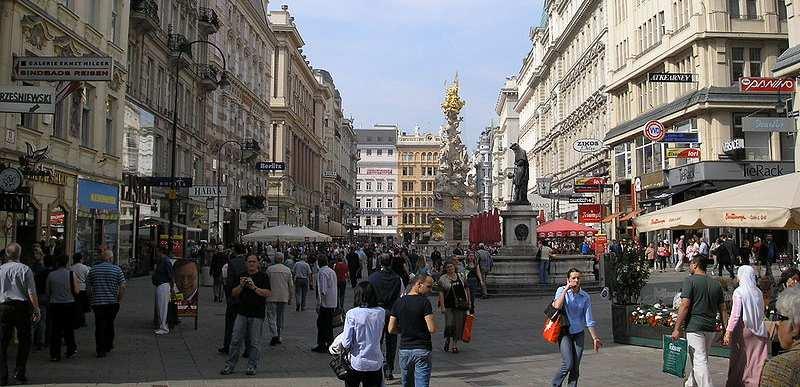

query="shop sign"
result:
[569,196,594,204]
[613,180,630,196]
[322,171,336,178]
[0,168,23,192]
[26,167,69,186]
[741,117,796,133]
[13,56,113,81]
[723,138,745,153]
[667,161,794,186]
[594,234,608,256]
[666,148,701,159]
[255,161,286,171]
[139,176,193,188]
[0,85,55,114]
[648,73,697,83]
[366,168,392,175]
[639,170,666,191]
[578,204,603,223]
[574,177,606,193]
[739,77,796,93]
[77,179,119,212]
[49,212,65,226]
[643,120,666,141]
[661,132,699,143]
[189,185,226,198]
[572,138,604,153]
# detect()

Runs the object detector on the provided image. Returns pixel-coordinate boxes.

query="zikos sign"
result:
[739,77,796,93]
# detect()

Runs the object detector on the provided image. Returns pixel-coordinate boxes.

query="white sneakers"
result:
[154,329,169,335]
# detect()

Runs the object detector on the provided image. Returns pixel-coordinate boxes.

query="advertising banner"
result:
[172,258,199,318]
[578,204,603,223]
[738,77,796,93]
[666,148,701,159]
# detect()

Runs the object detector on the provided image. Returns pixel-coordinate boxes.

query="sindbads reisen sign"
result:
[0,86,55,114]
[13,56,113,81]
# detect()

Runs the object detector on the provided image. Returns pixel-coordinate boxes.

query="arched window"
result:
[415,198,420,207]
[426,152,432,161]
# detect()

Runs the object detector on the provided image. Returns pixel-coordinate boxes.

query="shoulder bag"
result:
[329,348,352,380]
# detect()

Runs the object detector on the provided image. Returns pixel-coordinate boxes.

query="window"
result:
[731,47,761,84]
[745,0,757,19]
[729,0,740,18]
[365,216,372,226]
[614,143,632,179]
[365,198,372,208]
[733,113,772,160]
[377,198,383,208]
[780,132,794,161]
[387,216,393,226]
[376,181,383,191]
[366,181,372,191]
[376,217,382,226]
[366,149,372,156]
[53,94,68,138]
[356,181,361,191]
[778,0,787,20]
[387,182,393,191]
[105,97,115,154]
[111,0,121,44]
[387,198,393,208]
[81,88,94,148]
[388,149,394,156]
[356,198,361,208]
[377,149,382,156]
[636,136,665,175]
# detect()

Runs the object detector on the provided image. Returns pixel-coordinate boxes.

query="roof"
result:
[773,44,800,73]
[355,128,397,144]
[604,87,783,142]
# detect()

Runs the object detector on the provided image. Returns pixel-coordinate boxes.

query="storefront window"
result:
[76,179,120,262]
[636,137,665,174]
[780,132,795,161]
[48,206,67,255]
[732,113,771,160]
[614,143,632,179]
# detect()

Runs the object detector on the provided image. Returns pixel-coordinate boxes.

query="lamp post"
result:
[215,139,260,247]
[167,39,228,256]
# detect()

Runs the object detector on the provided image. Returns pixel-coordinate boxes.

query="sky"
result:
[272,0,543,150]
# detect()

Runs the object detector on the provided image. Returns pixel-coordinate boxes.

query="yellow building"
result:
[396,129,440,242]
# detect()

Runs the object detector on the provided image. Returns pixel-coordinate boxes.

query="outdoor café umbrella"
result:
[634,172,800,232]
[241,224,332,242]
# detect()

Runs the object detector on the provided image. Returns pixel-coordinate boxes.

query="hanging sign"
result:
[0,85,56,114]
[13,56,113,81]
[643,120,666,141]
[572,138,604,153]
[742,117,796,133]
[569,196,595,204]
[648,73,697,83]
[578,204,603,223]
[661,133,699,143]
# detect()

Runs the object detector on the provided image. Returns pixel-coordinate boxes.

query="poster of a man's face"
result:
[173,259,198,316]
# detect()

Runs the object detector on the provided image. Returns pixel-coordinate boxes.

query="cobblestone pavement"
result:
[20,276,730,386]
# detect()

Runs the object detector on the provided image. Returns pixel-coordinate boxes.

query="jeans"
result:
[225,315,263,371]
[337,281,347,310]
[49,303,77,359]
[685,331,715,387]
[0,301,32,381]
[295,278,309,310]
[92,303,120,354]
[155,283,170,332]
[345,369,382,387]
[381,312,398,373]
[222,302,238,350]
[399,348,432,387]
[316,306,334,347]
[539,260,550,284]
[552,332,584,387]
[657,256,668,271]
[266,302,286,338]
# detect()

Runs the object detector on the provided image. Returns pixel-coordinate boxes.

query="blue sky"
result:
[273,0,543,150]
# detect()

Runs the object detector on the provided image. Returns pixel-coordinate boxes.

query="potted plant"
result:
[607,247,651,344]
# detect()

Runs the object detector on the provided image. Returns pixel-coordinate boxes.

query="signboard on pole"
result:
[666,148,701,159]
[189,185,227,198]
[0,85,55,114]
[742,117,796,133]
[572,138,604,153]
[574,177,606,193]
[643,120,666,141]
[661,132,699,143]
[738,77,796,93]
[578,204,603,223]
[255,161,286,171]
[13,56,113,81]
[569,196,595,204]
[139,176,193,188]
[648,73,697,83]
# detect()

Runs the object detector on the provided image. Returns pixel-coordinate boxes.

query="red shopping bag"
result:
[462,314,475,343]
[542,308,562,344]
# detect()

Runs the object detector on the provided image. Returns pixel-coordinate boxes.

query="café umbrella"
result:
[241,224,333,242]
[634,172,800,232]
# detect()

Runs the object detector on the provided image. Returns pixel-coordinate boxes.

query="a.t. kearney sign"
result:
[13,56,113,81]
[0,86,55,114]
[648,73,697,83]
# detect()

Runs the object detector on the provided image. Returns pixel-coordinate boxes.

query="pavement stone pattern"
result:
[20,275,731,386]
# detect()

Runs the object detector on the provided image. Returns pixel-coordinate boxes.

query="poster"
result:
[172,258,198,318]
[662,335,688,378]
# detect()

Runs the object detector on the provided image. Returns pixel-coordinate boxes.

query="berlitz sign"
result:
[13,56,113,81]
[648,73,697,83]
[738,77,796,93]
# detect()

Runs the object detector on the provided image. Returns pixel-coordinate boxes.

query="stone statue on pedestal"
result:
[507,143,530,205]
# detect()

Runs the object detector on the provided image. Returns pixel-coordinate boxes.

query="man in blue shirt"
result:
[550,268,602,387]
[86,250,126,358]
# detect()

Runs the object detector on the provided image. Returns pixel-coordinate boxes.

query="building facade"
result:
[515,0,610,222]
[315,69,356,238]
[774,0,800,171]
[0,0,129,262]
[354,125,398,241]
[268,5,326,230]
[606,0,790,239]
[396,129,441,242]
[493,77,519,207]
[474,126,494,211]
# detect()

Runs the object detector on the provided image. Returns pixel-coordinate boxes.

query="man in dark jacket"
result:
[346,247,361,288]
[369,253,402,381]
[219,245,248,354]
[715,236,734,279]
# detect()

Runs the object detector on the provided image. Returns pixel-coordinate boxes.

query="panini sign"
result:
[13,56,113,81]
[739,77,796,93]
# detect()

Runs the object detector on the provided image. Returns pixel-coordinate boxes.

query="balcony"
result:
[196,64,219,91]
[168,33,192,69]
[198,7,220,35]
[130,0,160,33]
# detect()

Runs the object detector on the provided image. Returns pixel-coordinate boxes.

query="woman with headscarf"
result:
[723,265,768,387]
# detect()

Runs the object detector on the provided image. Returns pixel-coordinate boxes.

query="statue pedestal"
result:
[500,204,538,252]
[432,194,476,246]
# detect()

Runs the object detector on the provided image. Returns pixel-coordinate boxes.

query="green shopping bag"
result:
[662,335,688,378]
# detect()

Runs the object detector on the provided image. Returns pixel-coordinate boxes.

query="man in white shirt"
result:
[538,241,553,284]
[0,243,40,384]
[266,253,294,346]
[311,256,337,353]
[70,252,91,328]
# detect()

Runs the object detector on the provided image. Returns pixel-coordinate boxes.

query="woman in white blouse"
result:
[335,281,385,387]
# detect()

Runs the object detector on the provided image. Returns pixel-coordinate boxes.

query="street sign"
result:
[0,85,55,114]
[643,120,666,141]
[569,196,595,204]
[742,117,796,133]
[666,148,701,159]
[138,176,193,187]
[648,73,697,83]
[661,132,699,143]
[739,77,796,93]
[190,185,227,198]
[572,138,604,153]
[13,56,113,81]
[256,161,286,171]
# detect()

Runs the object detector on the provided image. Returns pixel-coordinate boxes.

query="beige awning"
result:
[634,172,800,232]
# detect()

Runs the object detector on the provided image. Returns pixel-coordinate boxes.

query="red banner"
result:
[578,204,603,223]
[739,77,796,93]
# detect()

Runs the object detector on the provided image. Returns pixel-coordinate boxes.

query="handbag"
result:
[328,349,352,380]
[332,308,344,328]
[453,276,470,311]
[542,303,568,344]
[462,314,475,343]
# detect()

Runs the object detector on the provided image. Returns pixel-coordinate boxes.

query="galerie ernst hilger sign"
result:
[13,56,113,81]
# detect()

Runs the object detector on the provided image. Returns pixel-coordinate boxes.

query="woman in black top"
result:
[464,252,484,315]
[437,262,470,353]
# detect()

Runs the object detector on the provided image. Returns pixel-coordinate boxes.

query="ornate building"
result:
[474,126,494,211]
[398,128,441,242]
[515,0,610,221]
[493,76,519,207]
[268,5,326,230]
[355,125,398,242]
[0,0,129,261]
